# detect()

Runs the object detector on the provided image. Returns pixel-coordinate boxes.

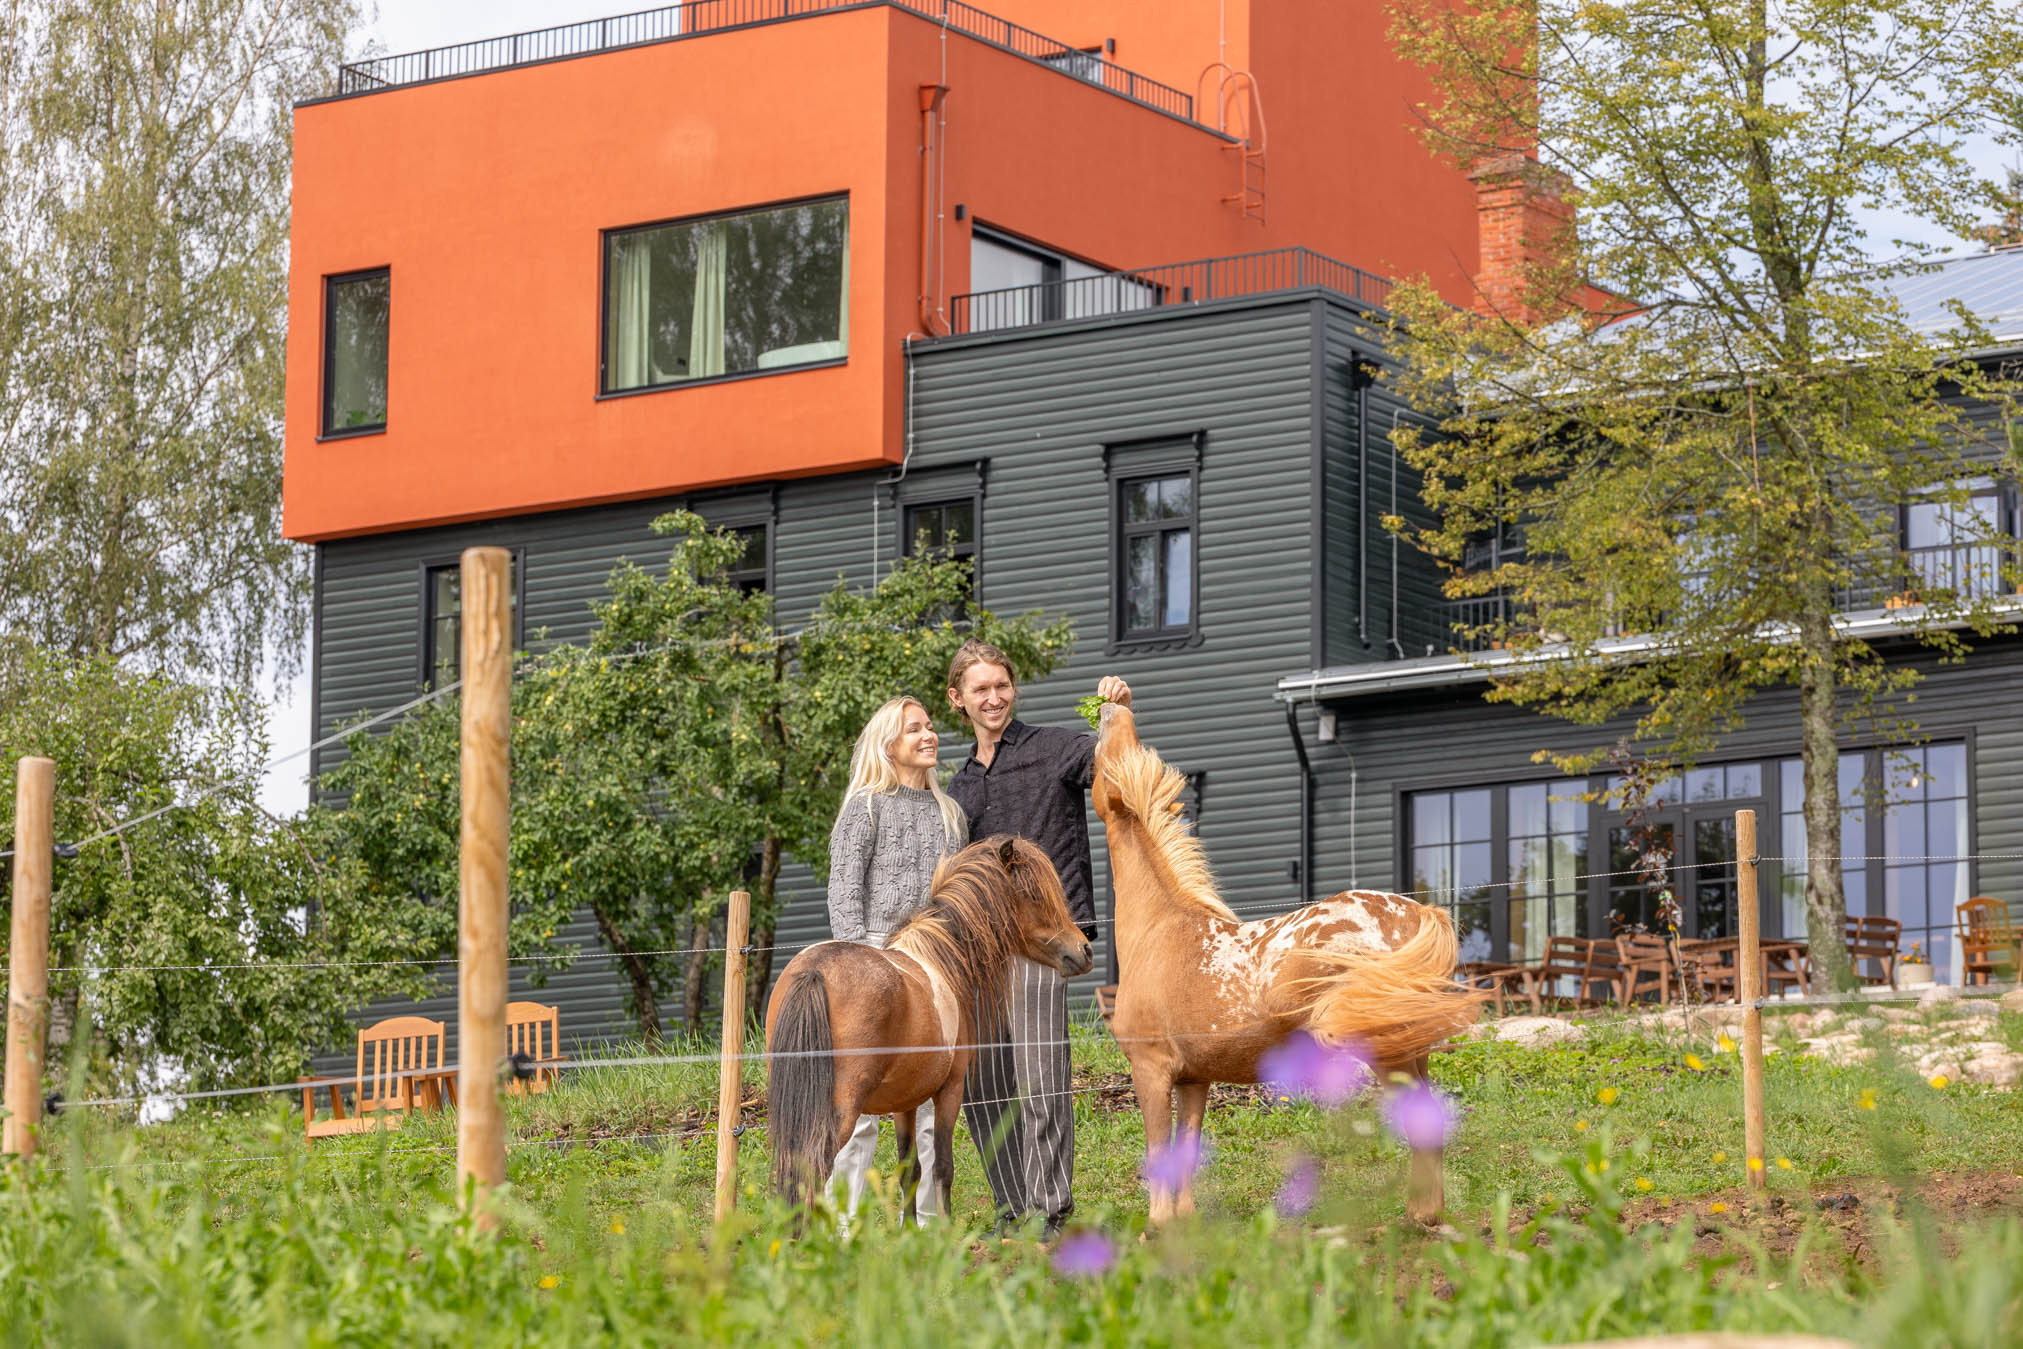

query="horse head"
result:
[1090,701,1141,823]
[994,835,1094,977]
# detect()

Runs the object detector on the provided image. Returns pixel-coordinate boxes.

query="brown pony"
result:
[1091,705,1480,1224]
[765,834,1094,1219]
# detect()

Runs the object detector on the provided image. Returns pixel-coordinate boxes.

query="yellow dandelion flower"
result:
[1717,1032,1737,1053]
[1858,1087,1879,1111]
[1597,1158,1610,1172]
[1712,1150,1728,1164]
[1575,1120,1590,1133]
[1596,1086,1619,1106]
[1685,1053,1707,1071]
[1929,1074,1950,1090]
[1635,1177,1654,1192]
[538,1275,560,1290]
[1776,1157,1793,1171]
[769,1239,782,1258]
[608,1220,625,1235]
[1747,1156,1764,1173]
[1709,1202,1729,1215]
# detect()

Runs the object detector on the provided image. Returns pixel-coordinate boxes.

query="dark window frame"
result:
[596,191,850,399]
[716,518,774,596]
[320,266,390,439]
[417,548,525,689]
[1105,433,1204,654]
[1390,728,1980,966]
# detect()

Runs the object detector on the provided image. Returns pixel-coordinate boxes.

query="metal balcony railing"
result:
[333,1,1195,123]
[949,247,1395,334]
[1441,593,1517,653]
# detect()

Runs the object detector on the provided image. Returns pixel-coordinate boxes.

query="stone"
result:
[1880,1008,1920,1024]
[1845,1016,1885,1033]
[2000,988,2023,1014]
[1953,1000,2001,1019]
[1685,1005,1749,1035]
[1917,983,1961,1010]
[1493,1016,1587,1046]
[1961,1051,2023,1088]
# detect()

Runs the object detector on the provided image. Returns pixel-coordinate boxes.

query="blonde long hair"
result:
[837,695,967,844]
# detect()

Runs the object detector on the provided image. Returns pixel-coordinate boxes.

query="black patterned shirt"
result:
[947,719,1099,937]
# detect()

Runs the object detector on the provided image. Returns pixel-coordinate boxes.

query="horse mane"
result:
[1103,742,1236,922]
[887,843,1023,1016]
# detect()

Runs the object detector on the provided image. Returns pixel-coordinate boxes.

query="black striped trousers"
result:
[962,955,1074,1227]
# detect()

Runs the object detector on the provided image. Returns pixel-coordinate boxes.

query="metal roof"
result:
[1881,247,2023,347]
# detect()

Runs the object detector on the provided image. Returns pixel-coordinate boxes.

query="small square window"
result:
[323,269,389,435]
[1114,469,1197,645]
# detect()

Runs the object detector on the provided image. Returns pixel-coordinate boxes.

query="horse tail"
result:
[767,968,838,1209]
[1294,905,1486,1069]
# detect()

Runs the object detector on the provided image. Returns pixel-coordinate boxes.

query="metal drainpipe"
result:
[1356,366,1370,647]
[1388,408,1407,659]
[1284,701,1313,906]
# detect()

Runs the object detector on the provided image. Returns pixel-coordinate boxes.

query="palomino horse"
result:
[766,835,1094,1219]
[1091,705,1480,1224]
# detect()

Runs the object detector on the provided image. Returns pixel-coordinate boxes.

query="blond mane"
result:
[887,841,1025,1016]
[1103,742,1237,922]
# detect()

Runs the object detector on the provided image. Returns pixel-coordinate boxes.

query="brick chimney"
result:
[1469,152,1576,325]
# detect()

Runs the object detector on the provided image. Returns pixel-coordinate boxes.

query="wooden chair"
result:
[1614,934,1679,1008]
[1957,897,2021,986]
[1845,915,1901,988]
[1524,936,1625,1011]
[1458,961,1530,1016]
[298,1015,448,1140]
[505,1001,568,1096]
[1679,945,1738,1003]
[1094,984,1119,1023]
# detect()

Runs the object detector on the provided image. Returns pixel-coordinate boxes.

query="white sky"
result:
[254,0,2020,814]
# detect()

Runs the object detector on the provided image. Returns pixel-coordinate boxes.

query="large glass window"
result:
[1411,789,1494,964]
[323,269,389,435]
[1506,783,1588,961]
[603,198,847,393]
[1117,473,1196,640]
[1905,482,2011,600]
[725,524,769,596]
[1406,741,1974,971]
[1882,744,1970,975]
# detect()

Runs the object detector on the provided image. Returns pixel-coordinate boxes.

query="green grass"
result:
[6,1012,2023,1345]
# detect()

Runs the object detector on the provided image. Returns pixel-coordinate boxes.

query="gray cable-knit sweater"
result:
[826,786,967,944]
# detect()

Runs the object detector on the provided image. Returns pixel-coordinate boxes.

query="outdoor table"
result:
[1679,936,1810,999]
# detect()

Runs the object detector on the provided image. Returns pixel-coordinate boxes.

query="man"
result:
[944,637,1130,1238]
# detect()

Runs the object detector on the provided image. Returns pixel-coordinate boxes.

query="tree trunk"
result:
[744,835,783,1025]
[1797,601,1855,992]
[681,908,712,1034]
[592,905,662,1044]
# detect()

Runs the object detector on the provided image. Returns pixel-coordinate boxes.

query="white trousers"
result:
[831,1100,939,1219]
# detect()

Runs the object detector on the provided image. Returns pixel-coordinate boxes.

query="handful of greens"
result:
[1075,694,1109,729]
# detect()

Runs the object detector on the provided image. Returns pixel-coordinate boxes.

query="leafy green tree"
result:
[0,0,356,695]
[1386,0,2023,986]
[327,513,1073,1039]
[0,649,435,1095]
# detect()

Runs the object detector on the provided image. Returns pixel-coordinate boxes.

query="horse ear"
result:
[997,836,1019,867]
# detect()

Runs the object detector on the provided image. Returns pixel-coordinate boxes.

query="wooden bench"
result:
[1614,934,1680,1008]
[1845,915,1901,988]
[299,1015,449,1139]
[1958,897,2020,985]
[1523,936,1625,1011]
[505,1001,569,1096]
[1458,961,1531,1016]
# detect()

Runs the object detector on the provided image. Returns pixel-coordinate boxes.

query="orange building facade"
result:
[283,0,1483,542]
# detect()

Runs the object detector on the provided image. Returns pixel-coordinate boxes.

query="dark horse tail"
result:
[768,968,837,1209]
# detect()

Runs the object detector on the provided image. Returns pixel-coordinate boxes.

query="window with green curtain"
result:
[602,197,848,393]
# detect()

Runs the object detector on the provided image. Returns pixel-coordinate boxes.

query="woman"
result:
[826,694,969,1220]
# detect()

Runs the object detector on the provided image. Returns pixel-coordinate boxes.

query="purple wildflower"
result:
[1259,1031,1372,1107]
[1051,1229,1115,1279]
[1381,1081,1459,1150]
[1141,1133,1210,1190]
[1275,1154,1320,1218]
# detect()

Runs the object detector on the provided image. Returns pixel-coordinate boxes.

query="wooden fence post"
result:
[457,547,513,1221]
[1736,807,1767,1194]
[4,757,55,1160]
[714,889,753,1223]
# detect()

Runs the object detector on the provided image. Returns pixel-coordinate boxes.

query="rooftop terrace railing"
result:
[949,247,1396,335]
[333,0,1196,123]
